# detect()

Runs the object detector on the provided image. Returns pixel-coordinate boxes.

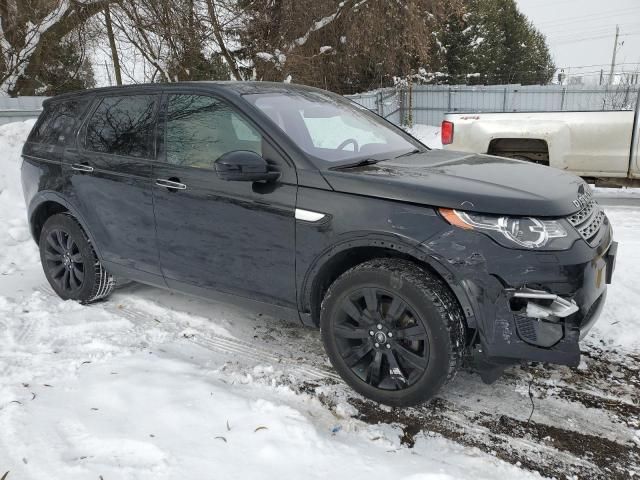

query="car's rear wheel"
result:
[320,258,465,407]
[39,213,114,304]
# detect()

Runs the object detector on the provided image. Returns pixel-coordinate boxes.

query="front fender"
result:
[297,230,477,329]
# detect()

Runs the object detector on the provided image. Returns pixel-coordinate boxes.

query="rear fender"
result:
[27,191,105,261]
[471,121,570,170]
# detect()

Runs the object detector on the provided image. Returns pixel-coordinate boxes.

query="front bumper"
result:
[423,217,616,369]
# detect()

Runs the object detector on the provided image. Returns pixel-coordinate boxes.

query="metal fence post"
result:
[407,80,413,128]
[623,86,630,108]
[398,88,405,126]
[503,87,507,112]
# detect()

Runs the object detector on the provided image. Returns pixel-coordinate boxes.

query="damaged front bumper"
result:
[423,217,617,382]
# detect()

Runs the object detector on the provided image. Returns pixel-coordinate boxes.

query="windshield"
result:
[244,90,424,164]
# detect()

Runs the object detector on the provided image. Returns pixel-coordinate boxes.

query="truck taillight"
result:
[441,120,454,145]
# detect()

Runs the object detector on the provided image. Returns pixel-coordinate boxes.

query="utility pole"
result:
[608,25,620,85]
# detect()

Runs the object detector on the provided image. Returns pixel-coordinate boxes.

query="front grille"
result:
[567,197,606,246]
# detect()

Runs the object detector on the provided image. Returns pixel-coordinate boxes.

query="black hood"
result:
[321,150,587,217]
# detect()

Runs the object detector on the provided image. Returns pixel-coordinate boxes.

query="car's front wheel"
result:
[320,258,465,407]
[39,213,114,304]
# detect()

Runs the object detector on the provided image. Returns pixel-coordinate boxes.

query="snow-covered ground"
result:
[406,124,443,149]
[1,121,639,480]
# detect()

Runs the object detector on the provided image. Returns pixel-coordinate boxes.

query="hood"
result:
[321,150,587,217]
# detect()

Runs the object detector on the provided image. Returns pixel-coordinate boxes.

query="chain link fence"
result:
[347,84,640,127]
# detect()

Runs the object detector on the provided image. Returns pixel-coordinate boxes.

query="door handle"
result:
[71,163,94,173]
[155,178,187,190]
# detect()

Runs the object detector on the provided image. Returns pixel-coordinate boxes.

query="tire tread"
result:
[63,213,115,304]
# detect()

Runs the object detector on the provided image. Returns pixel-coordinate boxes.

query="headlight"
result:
[439,208,577,250]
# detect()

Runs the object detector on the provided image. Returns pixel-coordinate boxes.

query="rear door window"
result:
[85,95,158,158]
[30,99,88,145]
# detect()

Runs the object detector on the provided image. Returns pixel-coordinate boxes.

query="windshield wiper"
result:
[395,149,421,158]
[331,158,387,170]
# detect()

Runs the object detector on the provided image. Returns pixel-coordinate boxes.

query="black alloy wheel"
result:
[43,228,85,294]
[320,258,465,407]
[334,287,429,390]
[39,213,115,304]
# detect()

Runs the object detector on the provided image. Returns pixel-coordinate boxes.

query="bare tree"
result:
[103,4,122,85]
[243,0,462,93]
[0,0,112,96]
[602,69,640,110]
[108,0,237,83]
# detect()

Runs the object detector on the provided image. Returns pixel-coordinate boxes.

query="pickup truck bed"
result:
[441,110,640,186]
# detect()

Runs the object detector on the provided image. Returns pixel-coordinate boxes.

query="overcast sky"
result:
[516,0,640,83]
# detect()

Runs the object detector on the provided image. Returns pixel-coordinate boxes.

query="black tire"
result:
[320,258,465,407]
[39,213,114,304]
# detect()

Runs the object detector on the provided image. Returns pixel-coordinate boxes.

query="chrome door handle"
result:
[155,179,187,190]
[71,163,94,173]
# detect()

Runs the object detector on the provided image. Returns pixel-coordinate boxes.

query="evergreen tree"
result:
[440,0,555,85]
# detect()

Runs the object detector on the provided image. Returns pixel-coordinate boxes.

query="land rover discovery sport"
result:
[21,82,617,406]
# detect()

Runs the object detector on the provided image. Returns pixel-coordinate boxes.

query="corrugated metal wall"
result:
[0,96,46,125]
[3,86,639,129]
[348,84,640,126]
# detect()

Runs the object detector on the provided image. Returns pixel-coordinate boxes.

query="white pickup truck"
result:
[441,99,640,187]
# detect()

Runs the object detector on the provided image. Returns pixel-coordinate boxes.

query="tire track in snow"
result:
[119,287,638,477]
[36,285,341,383]
[35,284,640,479]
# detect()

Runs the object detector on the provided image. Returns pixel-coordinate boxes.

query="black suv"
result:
[21,82,617,406]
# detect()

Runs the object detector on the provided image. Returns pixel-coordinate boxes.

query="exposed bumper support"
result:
[512,288,580,319]
[505,287,581,349]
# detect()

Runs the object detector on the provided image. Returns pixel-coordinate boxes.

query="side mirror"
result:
[214,150,280,182]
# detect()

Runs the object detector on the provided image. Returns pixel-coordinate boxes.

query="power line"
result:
[535,6,640,27]
[544,23,640,37]
[554,31,640,45]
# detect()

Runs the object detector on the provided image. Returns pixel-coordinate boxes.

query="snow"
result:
[1,120,639,479]
[472,37,485,48]
[406,124,443,149]
[0,1,71,95]
[591,207,640,351]
[256,52,274,61]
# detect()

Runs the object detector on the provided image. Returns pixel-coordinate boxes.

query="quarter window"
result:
[165,94,262,169]
[85,95,157,158]
[30,99,87,145]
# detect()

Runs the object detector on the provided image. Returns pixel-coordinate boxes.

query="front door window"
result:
[166,94,262,169]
